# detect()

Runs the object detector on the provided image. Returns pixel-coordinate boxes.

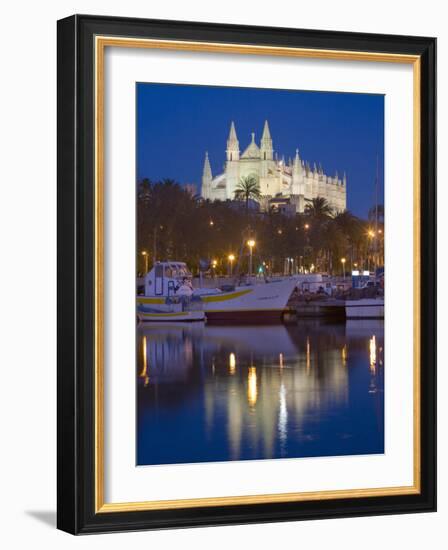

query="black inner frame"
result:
[57,14,436,534]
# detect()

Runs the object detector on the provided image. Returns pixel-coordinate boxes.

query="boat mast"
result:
[374,153,379,274]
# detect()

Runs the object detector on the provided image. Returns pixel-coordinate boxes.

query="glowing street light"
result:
[228,253,235,276]
[141,250,149,274]
[209,219,214,226]
[247,239,255,277]
[341,257,346,279]
[367,229,375,238]
[304,223,310,230]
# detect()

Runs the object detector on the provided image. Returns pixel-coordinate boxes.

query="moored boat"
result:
[137,305,205,323]
[137,261,297,322]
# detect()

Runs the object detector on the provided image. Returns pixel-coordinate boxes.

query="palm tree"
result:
[304,197,333,271]
[305,196,333,219]
[234,176,261,214]
[329,210,361,272]
[332,210,362,242]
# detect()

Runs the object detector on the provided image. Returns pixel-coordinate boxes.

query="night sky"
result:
[136,83,384,218]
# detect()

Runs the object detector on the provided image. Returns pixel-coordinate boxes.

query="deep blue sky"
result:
[136,83,384,218]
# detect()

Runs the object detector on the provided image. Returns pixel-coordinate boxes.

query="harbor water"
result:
[137,320,384,466]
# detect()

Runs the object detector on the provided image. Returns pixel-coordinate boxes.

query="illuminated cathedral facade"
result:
[201,121,347,214]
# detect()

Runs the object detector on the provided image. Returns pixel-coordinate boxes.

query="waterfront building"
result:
[201,120,347,214]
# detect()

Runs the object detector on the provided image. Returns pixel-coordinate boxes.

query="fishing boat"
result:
[345,298,384,319]
[137,273,205,322]
[137,261,297,322]
[137,300,205,323]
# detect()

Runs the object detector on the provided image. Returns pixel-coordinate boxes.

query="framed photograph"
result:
[57,15,436,534]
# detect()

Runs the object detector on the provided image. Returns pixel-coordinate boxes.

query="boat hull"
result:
[345,299,384,319]
[137,310,205,322]
[137,278,296,322]
[199,278,297,321]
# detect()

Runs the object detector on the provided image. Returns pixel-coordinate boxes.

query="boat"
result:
[137,261,297,322]
[137,287,205,323]
[345,298,384,319]
[137,305,205,323]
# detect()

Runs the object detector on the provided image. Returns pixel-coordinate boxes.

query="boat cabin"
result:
[144,261,193,297]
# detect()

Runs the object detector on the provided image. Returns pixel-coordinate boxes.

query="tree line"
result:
[137,177,384,276]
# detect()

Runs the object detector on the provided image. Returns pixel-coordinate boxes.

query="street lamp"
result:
[304,223,310,230]
[141,250,149,274]
[247,239,255,277]
[211,259,218,278]
[341,257,346,279]
[228,254,235,276]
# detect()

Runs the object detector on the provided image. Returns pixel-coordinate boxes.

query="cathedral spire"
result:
[228,121,238,143]
[261,120,271,141]
[260,120,273,160]
[293,148,301,170]
[226,121,240,161]
[203,151,212,178]
[202,151,213,200]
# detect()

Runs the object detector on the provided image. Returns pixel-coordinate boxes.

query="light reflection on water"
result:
[137,320,384,466]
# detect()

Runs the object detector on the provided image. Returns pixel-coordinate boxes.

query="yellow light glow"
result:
[141,250,148,256]
[368,230,375,238]
[229,353,236,374]
[247,367,258,407]
[341,257,346,264]
[342,345,347,364]
[247,239,255,248]
[306,337,311,374]
[228,254,235,262]
[140,336,148,380]
[369,335,377,374]
[304,223,310,230]
[209,220,214,226]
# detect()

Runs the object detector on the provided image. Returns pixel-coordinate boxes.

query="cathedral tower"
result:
[226,121,240,161]
[260,120,273,161]
[201,151,212,200]
[290,148,305,212]
[225,121,240,199]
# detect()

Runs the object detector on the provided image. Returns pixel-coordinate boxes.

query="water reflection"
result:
[137,320,384,466]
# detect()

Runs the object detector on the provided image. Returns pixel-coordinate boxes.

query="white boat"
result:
[137,261,297,322]
[137,278,205,322]
[345,298,384,319]
[137,305,205,323]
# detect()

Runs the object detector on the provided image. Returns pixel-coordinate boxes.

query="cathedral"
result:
[201,121,347,214]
